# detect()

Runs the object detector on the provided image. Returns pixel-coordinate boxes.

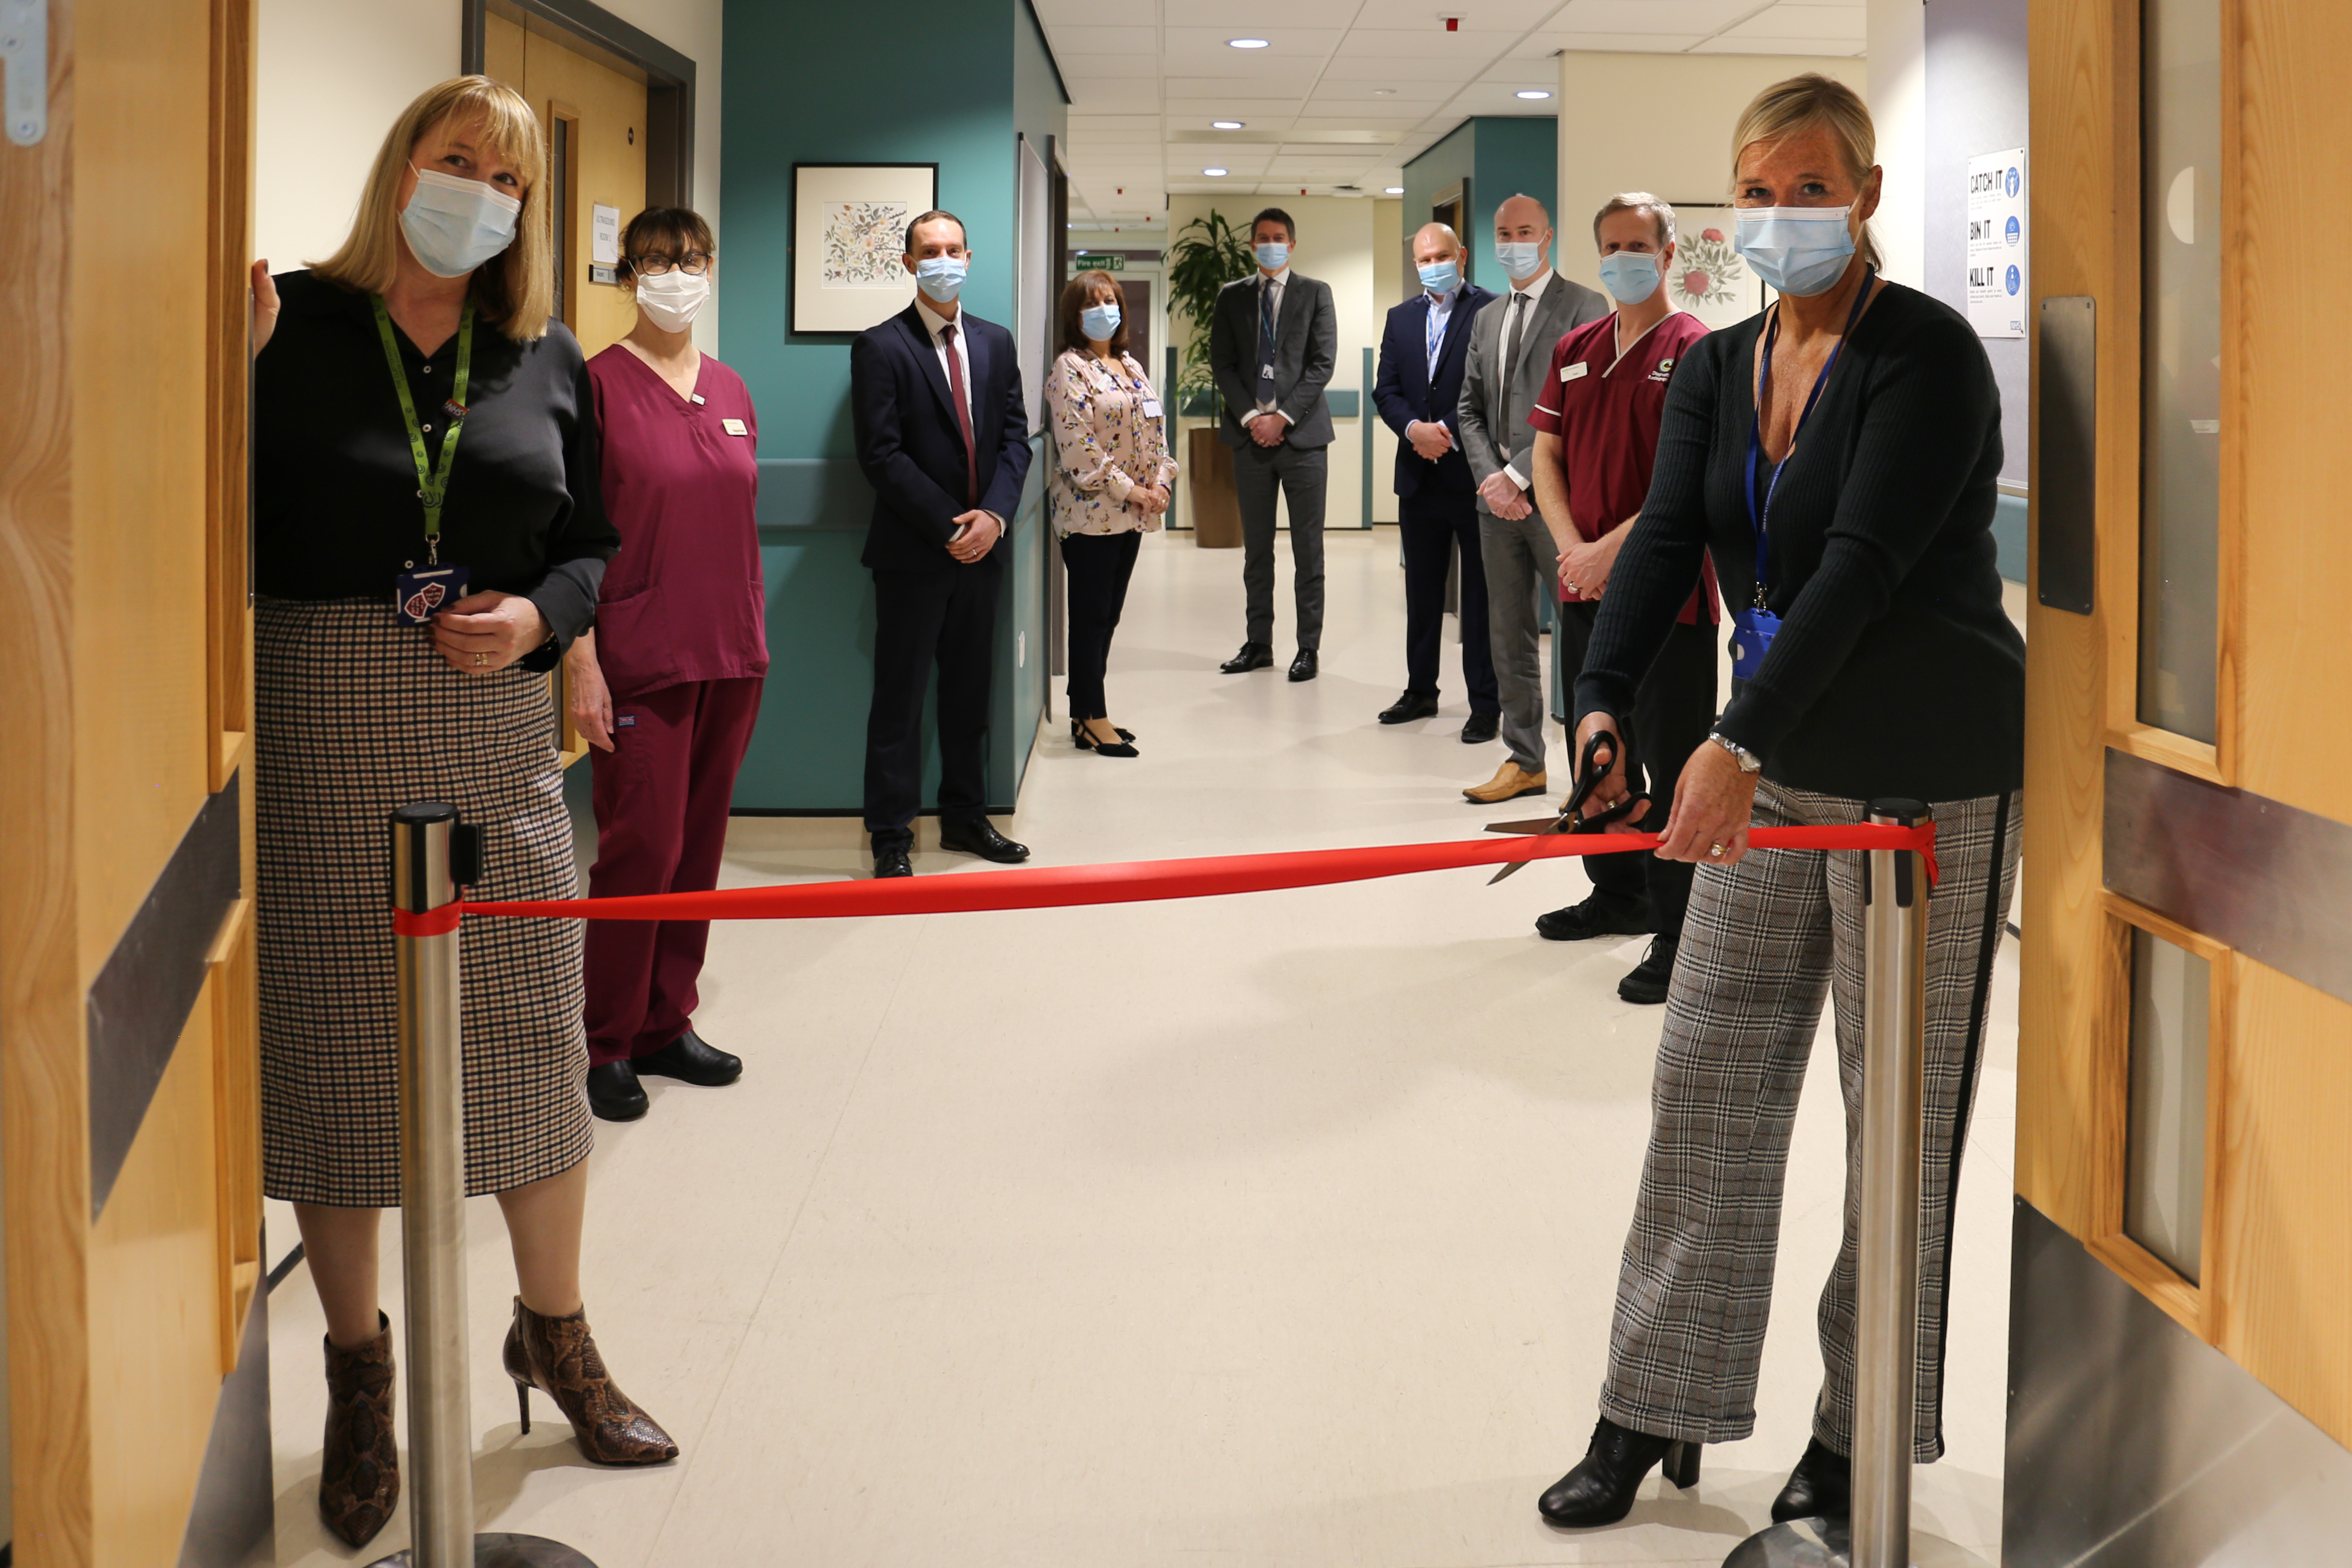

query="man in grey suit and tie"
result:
[1210,207,1339,682]
[1456,193,1608,803]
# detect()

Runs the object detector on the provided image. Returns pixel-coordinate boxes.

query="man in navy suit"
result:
[849,209,1034,879]
[1371,222,1500,738]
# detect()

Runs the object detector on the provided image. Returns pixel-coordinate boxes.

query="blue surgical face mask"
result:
[1416,259,1461,295]
[400,165,521,279]
[914,254,967,304]
[1495,239,1546,282]
[1254,240,1290,271]
[1596,250,1662,305]
[1734,205,1856,297]
[1080,300,1122,342]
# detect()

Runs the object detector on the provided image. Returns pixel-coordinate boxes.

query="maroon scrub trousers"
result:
[581,345,769,1067]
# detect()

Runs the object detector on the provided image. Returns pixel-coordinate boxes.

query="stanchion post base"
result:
[365,1533,598,1567]
[1721,1517,1993,1568]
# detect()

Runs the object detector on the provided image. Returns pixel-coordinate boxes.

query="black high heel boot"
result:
[1771,1437,1851,1522]
[1538,1416,1702,1527]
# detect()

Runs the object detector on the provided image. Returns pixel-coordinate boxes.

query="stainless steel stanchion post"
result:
[1723,802,1987,1568]
[371,802,596,1568]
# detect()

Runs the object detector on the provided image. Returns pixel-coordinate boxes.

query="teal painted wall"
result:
[1400,116,1560,292]
[723,0,1065,811]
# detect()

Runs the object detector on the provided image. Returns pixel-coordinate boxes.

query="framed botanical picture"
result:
[1667,205,1770,329]
[791,162,939,333]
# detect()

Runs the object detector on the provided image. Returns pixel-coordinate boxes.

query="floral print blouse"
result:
[1044,348,1179,537]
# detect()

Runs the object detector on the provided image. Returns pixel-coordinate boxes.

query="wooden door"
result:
[2022,0,2352,1463]
[0,0,263,1564]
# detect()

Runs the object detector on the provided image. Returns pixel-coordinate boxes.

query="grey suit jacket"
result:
[1209,270,1338,449]
[1456,272,1608,514]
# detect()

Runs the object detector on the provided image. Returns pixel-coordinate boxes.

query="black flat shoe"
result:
[874,845,913,879]
[1535,893,1649,943]
[1771,1437,1852,1522]
[1538,1416,1701,1528]
[586,1060,648,1122]
[1461,711,1500,744]
[1618,935,1680,1005]
[1071,719,1139,758]
[1220,642,1273,673]
[939,819,1030,863]
[1379,689,1440,724]
[637,1028,742,1087]
[1288,649,1318,682]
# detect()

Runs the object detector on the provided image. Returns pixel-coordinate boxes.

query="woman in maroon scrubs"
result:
[564,207,768,1121]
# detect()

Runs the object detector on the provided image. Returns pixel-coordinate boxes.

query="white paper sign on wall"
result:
[1965,149,2027,339]
[591,203,621,267]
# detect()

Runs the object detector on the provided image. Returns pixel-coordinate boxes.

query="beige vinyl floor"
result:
[260,526,2018,1568]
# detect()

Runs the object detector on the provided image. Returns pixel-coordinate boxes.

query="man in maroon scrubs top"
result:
[564,208,768,1122]
[1525,193,1719,1004]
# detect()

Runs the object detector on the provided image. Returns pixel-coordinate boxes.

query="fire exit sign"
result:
[1071,253,1126,271]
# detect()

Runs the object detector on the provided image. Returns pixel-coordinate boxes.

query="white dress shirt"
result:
[1496,268,1555,489]
[1253,266,1292,424]
[913,295,1003,527]
[1424,284,1460,382]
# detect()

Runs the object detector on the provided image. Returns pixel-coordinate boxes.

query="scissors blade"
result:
[1483,815,1568,835]
[1486,857,1536,885]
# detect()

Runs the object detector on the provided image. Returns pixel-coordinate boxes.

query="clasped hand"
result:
[947,510,1001,562]
[1406,420,1454,462]
[1247,411,1287,448]
[1477,470,1532,521]
[1130,483,1171,517]
[431,590,548,675]
[1571,711,1761,865]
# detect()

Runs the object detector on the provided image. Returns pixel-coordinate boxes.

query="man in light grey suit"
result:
[1210,206,1339,682]
[1456,193,1608,802]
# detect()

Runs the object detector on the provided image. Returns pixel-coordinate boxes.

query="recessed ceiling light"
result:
[1516,89,1553,100]
[1212,120,1245,129]
[1372,88,1397,95]
[1228,36,1269,48]
[1203,167,1229,176]
[1385,186,1403,194]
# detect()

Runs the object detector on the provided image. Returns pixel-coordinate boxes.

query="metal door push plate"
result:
[0,0,44,147]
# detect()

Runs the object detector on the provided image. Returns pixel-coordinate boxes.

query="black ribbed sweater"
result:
[1574,282,2025,803]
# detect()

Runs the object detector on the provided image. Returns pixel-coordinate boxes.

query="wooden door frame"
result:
[462,0,695,209]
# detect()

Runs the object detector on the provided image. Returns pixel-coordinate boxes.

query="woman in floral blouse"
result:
[1045,270,1177,758]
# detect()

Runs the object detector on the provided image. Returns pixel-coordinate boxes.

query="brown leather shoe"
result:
[319,1311,399,1548]
[1464,762,1548,804]
[504,1297,678,1465]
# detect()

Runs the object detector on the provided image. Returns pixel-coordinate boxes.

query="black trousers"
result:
[1554,601,1719,937]
[1397,490,1498,710]
[1061,529,1142,720]
[864,561,1001,852]
[1231,440,1327,650]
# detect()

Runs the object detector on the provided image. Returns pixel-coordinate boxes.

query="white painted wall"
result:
[1552,51,1869,296]
[1867,0,1928,287]
[255,0,725,347]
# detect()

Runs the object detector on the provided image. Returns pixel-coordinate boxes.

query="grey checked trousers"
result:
[1599,781,2022,1462]
[1478,507,1559,772]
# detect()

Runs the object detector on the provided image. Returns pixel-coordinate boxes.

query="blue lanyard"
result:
[1743,265,1874,607]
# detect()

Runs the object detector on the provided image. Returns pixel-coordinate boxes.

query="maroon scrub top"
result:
[586,344,769,699]
[1527,309,1719,624]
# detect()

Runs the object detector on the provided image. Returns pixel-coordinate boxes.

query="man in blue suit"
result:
[1371,222,1500,737]
[849,209,1034,879]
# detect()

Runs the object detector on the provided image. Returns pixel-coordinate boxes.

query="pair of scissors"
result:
[1481,728,1653,885]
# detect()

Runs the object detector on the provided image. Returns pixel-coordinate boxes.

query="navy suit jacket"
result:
[849,303,1032,573]
[1372,282,1495,499]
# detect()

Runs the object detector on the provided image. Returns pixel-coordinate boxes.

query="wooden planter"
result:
[1185,425,1243,549]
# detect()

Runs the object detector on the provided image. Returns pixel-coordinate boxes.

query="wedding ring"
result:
[1709,842,1727,858]
[473,652,490,667]
[1566,580,1579,594]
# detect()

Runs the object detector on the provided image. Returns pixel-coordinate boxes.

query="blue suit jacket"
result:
[1372,282,1495,499]
[849,303,1032,573]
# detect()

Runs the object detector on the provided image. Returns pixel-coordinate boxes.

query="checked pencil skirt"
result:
[1596,780,2021,1463]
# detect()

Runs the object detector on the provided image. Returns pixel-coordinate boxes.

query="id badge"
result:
[1141,397,1163,419]
[394,564,469,626]
[1729,605,1781,680]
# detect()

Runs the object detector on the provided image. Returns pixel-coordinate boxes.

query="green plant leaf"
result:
[1164,210,1256,411]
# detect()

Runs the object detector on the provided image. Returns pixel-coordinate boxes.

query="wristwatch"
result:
[1707,731,1763,773]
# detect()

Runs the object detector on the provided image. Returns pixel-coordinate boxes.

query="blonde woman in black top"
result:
[250,76,674,1548]
[1538,74,2024,1529]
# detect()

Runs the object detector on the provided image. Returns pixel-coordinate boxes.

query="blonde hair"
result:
[1729,73,1881,273]
[313,76,554,342]
[1593,192,1676,250]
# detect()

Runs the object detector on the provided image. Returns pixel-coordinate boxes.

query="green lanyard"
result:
[371,293,475,563]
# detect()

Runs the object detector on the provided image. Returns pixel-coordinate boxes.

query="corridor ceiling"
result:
[1036,0,1869,233]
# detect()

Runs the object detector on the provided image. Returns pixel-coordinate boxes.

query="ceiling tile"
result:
[1549,0,1762,33]
[1690,34,1867,53]
[1715,4,1868,39]
[1552,33,1711,52]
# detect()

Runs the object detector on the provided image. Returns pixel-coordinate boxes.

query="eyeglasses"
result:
[628,252,711,276]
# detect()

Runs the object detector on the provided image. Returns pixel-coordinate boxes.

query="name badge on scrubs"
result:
[722,417,748,436]
[1728,605,1781,680]
[394,563,469,626]
[1561,361,1589,382]
[1140,397,1163,419]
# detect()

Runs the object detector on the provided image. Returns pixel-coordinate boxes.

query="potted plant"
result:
[1165,210,1256,547]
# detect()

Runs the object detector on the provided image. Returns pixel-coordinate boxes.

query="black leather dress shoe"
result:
[939,819,1030,863]
[1288,649,1318,682]
[1461,711,1501,744]
[1771,1437,1852,1522]
[586,1060,648,1122]
[1220,642,1273,673]
[1535,893,1649,943]
[1379,690,1440,724]
[874,845,913,879]
[1618,935,1680,1005]
[1538,1416,1701,1528]
[637,1028,743,1087]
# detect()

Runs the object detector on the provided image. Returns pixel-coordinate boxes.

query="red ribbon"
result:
[391,903,464,937]
[436,823,1937,925]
